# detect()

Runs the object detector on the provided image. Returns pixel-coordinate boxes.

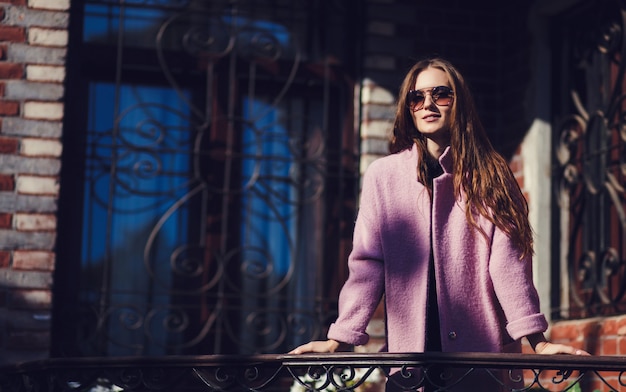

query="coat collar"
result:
[408,143,453,176]
[438,145,453,174]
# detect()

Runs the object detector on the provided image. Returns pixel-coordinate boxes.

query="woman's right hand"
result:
[288,339,349,354]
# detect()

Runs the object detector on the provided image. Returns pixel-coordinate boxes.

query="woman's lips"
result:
[422,113,440,121]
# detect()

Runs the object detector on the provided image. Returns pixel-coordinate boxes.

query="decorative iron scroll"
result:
[1,353,625,391]
[554,0,626,317]
[72,0,356,356]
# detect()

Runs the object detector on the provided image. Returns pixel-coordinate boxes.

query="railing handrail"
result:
[2,352,625,391]
[3,352,625,371]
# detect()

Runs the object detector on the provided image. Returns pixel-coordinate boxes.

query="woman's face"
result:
[410,67,453,147]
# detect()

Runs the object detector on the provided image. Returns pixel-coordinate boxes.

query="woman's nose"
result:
[422,93,436,109]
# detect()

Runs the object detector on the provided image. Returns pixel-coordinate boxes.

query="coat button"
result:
[448,331,457,340]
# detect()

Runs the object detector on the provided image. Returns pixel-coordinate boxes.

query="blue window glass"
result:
[82,82,193,355]
[55,0,358,357]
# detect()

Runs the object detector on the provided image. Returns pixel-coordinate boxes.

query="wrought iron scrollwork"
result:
[194,364,284,391]
[555,0,626,317]
[2,353,625,391]
[74,0,356,357]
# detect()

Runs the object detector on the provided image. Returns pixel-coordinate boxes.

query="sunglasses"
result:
[406,86,454,110]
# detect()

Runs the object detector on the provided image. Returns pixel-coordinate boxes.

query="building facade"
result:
[0,0,623,367]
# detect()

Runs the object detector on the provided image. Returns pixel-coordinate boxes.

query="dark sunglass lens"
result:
[432,86,450,97]
[432,86,453,105]
[407,91,425,108]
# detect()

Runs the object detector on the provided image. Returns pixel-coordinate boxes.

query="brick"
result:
[361,120,393,138]
[13,250,54,271]
[362,103,395,121]
[7,44,66,65]
[8,289,51,309]
[16,175,58,195]
[549,323,578,341]
[5,81,64,100]
[0,137,18,154]
[0,194,57,214]
[0,26,25,43]
[0,229,56,249]
[0,0,26,5]
[1,117,62,138]
[14,213,56,231]
[579,319,602,337]
[619,337,626,355]
[0,174,15,190]
[26,65,65,82]
[28,0,69,10]
[0,269,52,288]
[0,63,23,79]
[21,138,62,157]
[0,213,11,228]
[361,138,390,156]
[362,82,395,104]
[0,155,61,176]
[23,101,63,120]
[616,315,626,335]
[5,7,69,29]
[601,318,618,335]
[28,27,68,47]
[0,100,19,116]
[602,337,617,355]
[0,251,10,268]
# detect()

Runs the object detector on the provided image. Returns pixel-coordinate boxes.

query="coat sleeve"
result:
[489,227,548,341]
[327,166,385,346]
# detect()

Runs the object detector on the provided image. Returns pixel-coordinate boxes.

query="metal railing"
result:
[1,352,625,391]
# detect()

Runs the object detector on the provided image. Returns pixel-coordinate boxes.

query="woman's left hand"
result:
[534,341,590,356]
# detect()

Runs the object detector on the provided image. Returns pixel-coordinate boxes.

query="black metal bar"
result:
[4,352,626,372]
[1,353,625,392]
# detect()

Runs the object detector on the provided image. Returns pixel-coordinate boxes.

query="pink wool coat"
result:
[327,144,548,354]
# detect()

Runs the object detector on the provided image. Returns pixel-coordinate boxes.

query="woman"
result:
[290,58,588,390]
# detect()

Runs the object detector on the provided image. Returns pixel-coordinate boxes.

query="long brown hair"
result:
[390,57,533,259]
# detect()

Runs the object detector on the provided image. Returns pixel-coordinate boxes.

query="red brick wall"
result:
[548,316,626,356]
[0,0,68,363]
[521,316,626,391]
